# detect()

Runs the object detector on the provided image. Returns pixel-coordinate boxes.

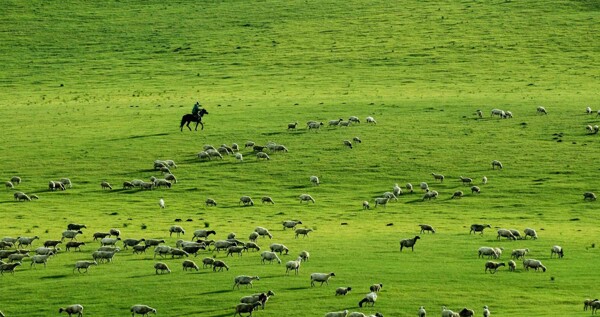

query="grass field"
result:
[0,1,599,316]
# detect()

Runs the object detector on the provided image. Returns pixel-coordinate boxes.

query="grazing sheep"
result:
[343,140,353,149]
[256,152,270,160]
[509,229,522,240]
[100,181,112,190]
[523,259,547,272]
[497,229,517,240]
[441,306,458,317]
[285,256,303,275]
[154,179,172,189]
[299,194,315,203]
[73,260,97,273]
[353,136,362,143]
[14,192,31,201]
[17,236,39,248]
[254,226,273,239]
[5,181,13,189]
[366,116,377,124]
[584,299,599,311]
[283,220,302,230]
[154,262,171,274]
[65,241,86,252]
[169,225,185,237]
[523,228,538,240]
[550,245,564,258]
[400,236,421,252]
[418,306,426,317]
[382,192,398,201]
[122,181,135,189]
[58,304,84,317]
[490,160,504,170]
[458,308,475,317]
[109,228,121,238]
[422,190,438,201]
[59,178,72,188]
[269,243,289,255]
[420,182,429,191]
[511,248,529,260]
[261,196,275,204]
[370,283,383,293]
[406,183,414,193]
[336,286,352,296]
[478,247,499,259]
[451,191,464,199]
[471,186,481,194]
[310,272,335,287]
[49,181,65,191]
[296,251,309,263]
[10,176,21,185]
[201,257,215,268]
[239,196,255,206]
[235,302,261,317]
[247,232,259,242]
[508,260,516,272]
[586,106,593,114]
[205,198,218,207]
[61,230,83,242]
[431,172,444,183]
[234,275,260,289]
[295,228,313,238]
[240,290,275,310]
[100,237,121,246]
[470,224,491,235]
[260,251,281,264]
[485,261,505,274]
[374,197,390,208]
[213,260,230,272]
[130,304,157,316]
[459,176,473,185]
[244,242,260,252]
[419,224,436,234]
[537,106,548,115]
[363,201,370,210]
[584,192,597,201]
[490,108,505,118]
[92,232,111,240]
[325,310,349,317]
[308,175,320,186]
[483,306,490,317]
[358,291,378,307]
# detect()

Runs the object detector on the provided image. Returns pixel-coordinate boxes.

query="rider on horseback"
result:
[192,101,201,120]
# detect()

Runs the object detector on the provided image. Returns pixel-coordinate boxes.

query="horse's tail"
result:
[180,115,187,129]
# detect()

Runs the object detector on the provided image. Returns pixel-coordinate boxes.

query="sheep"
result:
[97,246,120,252]
[65,241,86,251]
[205,198,218,207]
[205,149,223,160]
[584,192,597,201]
[244,242,260,252]
[420,182,428,191]
[240,290,275,310]
[17,236,39,248]
[353,136,362,144]
[269,243,289,255]
[59,178,72,188]
[325,310,349,317]
[109,228,121,238]
[483,306,490,317]
[73,260,97,273]
[58,304,84,317]
[14,192,31,201]
[366,116,377,124]
[92,249,119,263]
[283,220,302,230]
[451,191,464,199]
[61,230,83,242]
[310,272,335,287]
[234,302,261,317]
[213,240,236,252]
[431,172,444,182]
[511,248,529,260]
[551,245,564,258]
[193,229,216,239]
[260,196,275,204]
[227,246,247,257]
[153,245,171,259]
[295,228,313,238]
[217,146,232,155]
[497,229,517,240]
[458,308,475,317]
[481,176,488,185]
[260,251,281,264]
[441,306,459,317]
[419,224,436,234]
[169,225,185,237]
[122,238,145,249]
[100,237,121,246]
[478,247,499,259]
[358,291,378,307]
[370,283,383,293]
[288,122,298,129]
[536,106,548,115]
[363,201,370,210]
[254,226,273,239]
[508,260,516,271]
[92,232,110,241]
[523,259,547,272]
[100,181,112,190]
[154,262,171,274]
[299,250,310,262]
[0,241,13,249]
[584,299,599,311]
[382,191,398,201]
[5,181,13,189]
[400,236,420,252]
[308,121,324,130]
[256,152,270,160]
[418,306,427,317]
[49,181,65,191]
[8,253,29,263]
[248,232,259,242]
[336,286,352,296]
[490,109,505,118]
[328,118,343,126]
[235,152,243,162]
[422,190,438,201]
[36,246,58,255]
[0,250,17,259]
[234,275,260,289]
[586,106,593,114]
[285,256,303,275]
[343,140,353,149]
[169,248,189,258]
[197,151,211,160]
[470,224,491,235]
[164,159,177,168]
[200,257,215,268]
[406,183,414,193]
[130,304,157,316]
[239,196,255,206]
[485,261,505,274]
[471,186,481,194]
[509,229,522,240]
[132,245,152,254]
[272,144,288,152]
[374,197,390,208]
[154,179,172,189]
[44,240,62,249]
[523,228,538,240]
[67,223,87,231]
[490,160,504,170]
[299,194,315,203]
[10,176,21,185]
[459,176,472,185]
[591,301,600,315]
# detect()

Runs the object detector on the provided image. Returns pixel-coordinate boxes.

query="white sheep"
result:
[285,256,303,275]
[393,183,402,196]
[490,109,505,118]
[459,176,473,185]
[431,172,445,182]
[59,304,84,317]
[235,153,243,162]
[269,243,289,255]
[17,236,39,248]
[299,194,315,203]
[353,136,362,143]
[283,220,303,230]
[154,262,171,274]
[248,232,259,242]
[586,106,593,114]
[299,250,310,262]
[295,228,313,238]
[523,259,546,272]
[60,178,72,188]
[550,245,564,258]
[329,118,343,126]
[349,116,360,123]
[511,248,529,260]
[418,306,426,317]
[255,226,273,239]
[370,283,383,293]
[100,237,121,246]
[158,198,165,209]
[482,176,488,185]
[310,272,335,287]
[169,225,185,237]
[256,152,270,160]
[422,190,438,201]
[497,229,516,240]
[382,191,398,201]
[197,151,211,160]
[310,175,320,186]
[308,121,324,130]
[358,291,378,307]
[362,201,370,210]
[73,260,97,273]
[536,106,548,115]
[483,306,490,317]
[325,310,349,317]
[419,224,436,234]
[5,181,13,189]
[406,183,414,193]
[260,251,281,264]
[233,275,260,289]
[508,260,516,272]
[471,186,481,194]
[374,197,390,208]
[100,181,112,190]
[366,116,377,124]
[261,196,275,204]
[92,249,119,263]
[491,160,503,170]
[420,182,428,191]
[130,304,157,316]
[478,247,499,259]
[239,196,255,206]
[61,230,83,242]
[524,228,538,240]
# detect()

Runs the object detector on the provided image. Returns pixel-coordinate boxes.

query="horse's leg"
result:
[186,121,192,131]
[194,121,199,131]
[199,121,204,130]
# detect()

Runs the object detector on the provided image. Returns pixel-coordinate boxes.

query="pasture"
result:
[0,0,599,316]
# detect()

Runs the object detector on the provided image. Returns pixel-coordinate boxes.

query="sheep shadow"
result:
[125,132,170,140]
[197,289,232,295]
[40,274,69,279]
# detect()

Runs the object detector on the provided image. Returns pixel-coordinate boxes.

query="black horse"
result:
[180,108,209,131]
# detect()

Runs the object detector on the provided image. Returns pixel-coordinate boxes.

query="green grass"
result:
[0,0,599,316]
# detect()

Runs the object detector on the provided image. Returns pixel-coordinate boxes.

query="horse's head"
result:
[200,108,209,116]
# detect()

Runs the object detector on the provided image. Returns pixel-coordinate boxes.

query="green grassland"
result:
[0,0,599,316]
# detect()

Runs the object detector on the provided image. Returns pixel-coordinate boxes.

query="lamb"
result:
[459,176,473,185]
[508,260,516,271]
[363,201,370,210]
[524,228,538,240]
[374,197,390,208]
[255,226,273,239]
[470,224,491,235]
[73,260,97,273]
[100,237,121,246]
[270,243,289,255]
[523,259,546,272]
[478,247,499,259]
[205,198,218,206]
[234,302,261,317]
[169,225,185,237]
[295,228,313,238]
[193,229,216,239]
[261,196,275,204]
[234,275,260,289]
[154,262,171,274]
[484,261,505,274]
[310,272,335,287]
[240,196,255,206]
[370,283,383,293]
[58,304,84,317]
[491,160,503,169]
[431,172,444,182]
[497,229,517,240]
[419,224,436,234]
[536,106,548,115]
[261,251,282,264]
[400,236,421,251]
[422,190,438,201]
[336,286,352,296]
[366,116,377,124]
[451,191,464,199]
[550,245,564,258]
[511,248,529,260]
[285,256,303,275]
[130,304,157,316]
[101,181,112,190]
[65,241,86,251]
[358,291,378,307]
[583,192,597,201]
[17,236,39,248]
[256,152,270,160]
[283,220,302,230]
[299,250,310,262]
[325,310,349,317]
[299,194,315,203]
